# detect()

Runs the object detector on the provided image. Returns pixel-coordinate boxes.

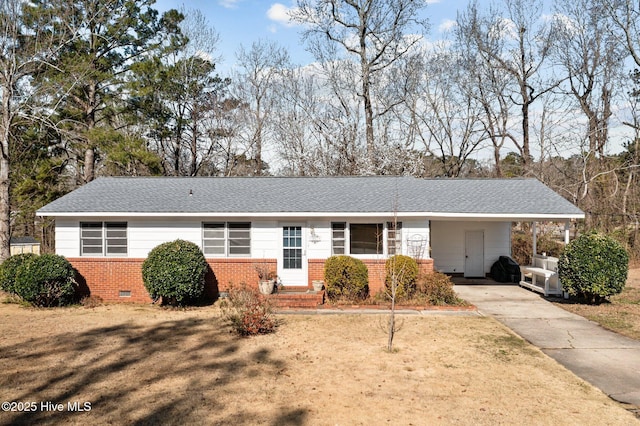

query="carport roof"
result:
[37,176,585,220]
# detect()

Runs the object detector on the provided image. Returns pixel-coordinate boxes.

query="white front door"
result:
[464,230,485,278]
[278,225,307,286]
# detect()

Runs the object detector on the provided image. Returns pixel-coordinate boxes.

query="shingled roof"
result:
[36,176,584,219]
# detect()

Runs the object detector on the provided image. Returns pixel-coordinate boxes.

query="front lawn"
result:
[554,268,640,341]
[0,301,635,425]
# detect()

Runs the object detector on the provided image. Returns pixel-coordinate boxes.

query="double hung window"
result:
[387,221,402,255]
[203,222,251,256]
[331,222,346,255]
[80,222,127,256]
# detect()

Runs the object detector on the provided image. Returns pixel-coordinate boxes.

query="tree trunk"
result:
[493,145,502,177]
[83,147,95,183]
[363,77,375,168]
[254,98,263,176]
[387,306,395,352]
[0,84,12,261]
[521,100,530,172]
[360,31,375,169]
[190,125,198,176]
[362,82,376,166]
[83,80,98,183]
[255,133,263,176]
[0,156,11,262]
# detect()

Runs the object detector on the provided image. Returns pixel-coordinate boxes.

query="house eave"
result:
[37,211,428,218]
[426,212,585,221]
[36,211,585,221]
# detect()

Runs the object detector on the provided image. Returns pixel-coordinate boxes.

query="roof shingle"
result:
[36,176,584,218]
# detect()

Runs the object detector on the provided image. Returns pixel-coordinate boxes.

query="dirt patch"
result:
[554,268,640,341]
[0,302,637,425]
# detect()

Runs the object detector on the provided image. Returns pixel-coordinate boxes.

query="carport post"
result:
[532,221,537,256]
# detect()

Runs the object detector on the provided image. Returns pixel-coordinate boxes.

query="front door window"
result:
[283,226,302,269]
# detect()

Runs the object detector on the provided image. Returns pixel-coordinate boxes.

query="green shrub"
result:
[142,239,208,306]
[558,233,629,304]
[416,272,462,306]
[324,255,369,301]
[385,255,419,300]
[222,283,276,336]
[13,254,77,307]
[0,253,38,294]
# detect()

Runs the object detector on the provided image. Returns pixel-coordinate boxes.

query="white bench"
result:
[519,255,563,297]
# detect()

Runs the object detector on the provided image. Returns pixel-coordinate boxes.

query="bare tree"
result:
[401,43,488,177]
[457,0,557,173]
[272,62,365,176]
[553,0,625,157]
[292,0,428,169]
[232,40,290,175]
[604,0,640,68]
[455,16,517,176]
[384,215,405,352]
[603,0,640,134]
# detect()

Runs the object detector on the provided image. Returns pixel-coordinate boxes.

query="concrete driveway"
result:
[454,283,640,407]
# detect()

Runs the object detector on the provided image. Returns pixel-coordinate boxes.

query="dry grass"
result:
[0,300,637,425]
[554,268,640,341]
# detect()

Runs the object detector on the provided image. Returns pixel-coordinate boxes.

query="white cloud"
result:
[194,50,214,63]
[438,19,457,33]
[547,13,579,35]
[267,3,297,27]
[219,0,242,8]
[218,0,243,9]
[489,17,517,40]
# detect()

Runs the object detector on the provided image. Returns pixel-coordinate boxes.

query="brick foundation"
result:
[69,257,434,303]
[68,258,277,304]
[71,258,149,303]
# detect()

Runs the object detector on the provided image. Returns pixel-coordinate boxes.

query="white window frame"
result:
[282,225,303,269]
[331,222,346,255]
[349,223,384,255]
[80,222,128,257]
[202,222,251,257]
[387,221,402,255]
[331,221,402,257]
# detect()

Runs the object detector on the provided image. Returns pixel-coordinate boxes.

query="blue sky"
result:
[153,0,470,69]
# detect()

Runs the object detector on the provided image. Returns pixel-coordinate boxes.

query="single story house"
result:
[36,176,584,303]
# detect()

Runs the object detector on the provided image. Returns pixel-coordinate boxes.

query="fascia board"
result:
[37,211,585,220]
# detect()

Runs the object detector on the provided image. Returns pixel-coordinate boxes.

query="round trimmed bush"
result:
[558,233,629,304]
[0,253,38,294]
[142,239,208,305]
[13,254,76,307]
[324,255,369,301]
[385,255,419,300]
